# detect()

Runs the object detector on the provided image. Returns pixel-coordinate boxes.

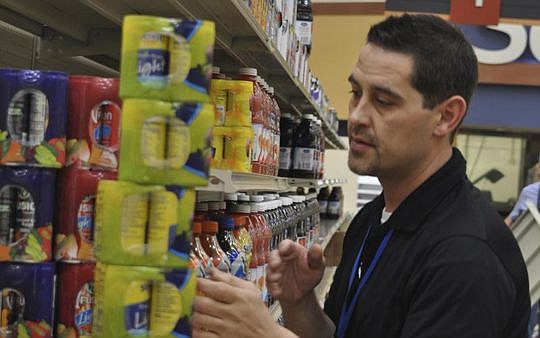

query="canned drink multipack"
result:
[0,262,55,337]
[92,263,195,338]
[57,262,95,338]
[94,180,194,267]
[0,68,68,168]
[0,167,55,262]
[55,168,117,262]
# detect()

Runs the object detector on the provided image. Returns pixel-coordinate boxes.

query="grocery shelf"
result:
[197,170,348,193]
[319,213,352,252]
[0,0,346,150]
[197,169,290,193]
[288,177,347,189]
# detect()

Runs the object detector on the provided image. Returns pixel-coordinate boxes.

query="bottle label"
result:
[328,201,340,215]
[77,195,96,245]
[75,282,94,335]
[0,288,25,330]
[230,253,247,279]
[318,200,328,213]
[297,236,307,248]
[211,257,230,273]
[252,123,264,163]
[279,147,292,170]
[293,148,315,171]
[249,267,259,286]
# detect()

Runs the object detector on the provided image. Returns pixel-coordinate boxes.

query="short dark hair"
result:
[367,14,478,111]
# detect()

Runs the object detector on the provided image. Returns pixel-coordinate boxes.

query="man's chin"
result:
[348,156,375,176]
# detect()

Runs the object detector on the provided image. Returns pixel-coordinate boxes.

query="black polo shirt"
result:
[324,149,530,338]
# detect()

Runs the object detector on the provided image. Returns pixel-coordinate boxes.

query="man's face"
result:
[347,44,440,179]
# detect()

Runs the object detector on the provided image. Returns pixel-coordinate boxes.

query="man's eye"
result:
[349,90,361,98]
[375,97,392,106]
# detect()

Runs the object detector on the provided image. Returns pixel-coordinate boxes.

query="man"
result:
[505,180,540,226]
[192,14,530,338]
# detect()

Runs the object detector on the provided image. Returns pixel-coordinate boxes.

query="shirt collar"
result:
[368,148,467,233]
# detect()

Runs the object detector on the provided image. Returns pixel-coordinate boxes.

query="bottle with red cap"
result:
[201,220,231,273]
[191,221,210,278]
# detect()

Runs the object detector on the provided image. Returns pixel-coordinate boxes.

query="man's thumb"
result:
[307,244,325,270]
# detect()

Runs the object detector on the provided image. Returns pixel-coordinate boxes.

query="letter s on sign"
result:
[529,26,540,63]
[472,24,528,65]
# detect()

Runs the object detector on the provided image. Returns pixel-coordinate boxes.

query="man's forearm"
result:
[281,291,335,338]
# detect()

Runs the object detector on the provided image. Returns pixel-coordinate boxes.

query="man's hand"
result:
[266,239,326,307]
[192,268,294,338]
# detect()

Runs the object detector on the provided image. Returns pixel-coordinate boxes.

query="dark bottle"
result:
[292,114,317,178]
[317,187,330,219]
[278,113,295,177]
[327,187,342,220]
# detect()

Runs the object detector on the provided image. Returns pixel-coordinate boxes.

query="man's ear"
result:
[433,95,467,138]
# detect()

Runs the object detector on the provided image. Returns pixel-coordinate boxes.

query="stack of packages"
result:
[0,69,68,337]
[210,67,281,176]
[92,15,215,337]
[55,75,121,338]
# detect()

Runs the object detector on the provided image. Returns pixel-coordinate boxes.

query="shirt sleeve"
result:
[400,236,519,338]
[508,186,533,221]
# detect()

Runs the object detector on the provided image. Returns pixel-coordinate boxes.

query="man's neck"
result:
[381,147,453,212]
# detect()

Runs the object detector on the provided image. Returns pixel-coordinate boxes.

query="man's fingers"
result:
[196,277,238,304]
[193,295,231,318]
[191,311,225,336]
[278,239,302,260]
[307,243,325,270]
[207,267,255,290]
[266,271,282,283]
[192,327,220,338]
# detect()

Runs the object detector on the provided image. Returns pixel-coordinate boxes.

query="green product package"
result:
[120,15,215,102]
[119,99,213,186]
[94,180,194,267]
[93,263,195,337]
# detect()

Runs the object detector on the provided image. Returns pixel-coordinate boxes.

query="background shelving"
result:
[0,0,346,149]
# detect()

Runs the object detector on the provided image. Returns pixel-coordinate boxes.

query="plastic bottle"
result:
[249,196,266,292]
[316,119,325,179]
[292,114,317,178]
[232,202,259,285]
[269,87,281,176]
[237,68,262,173]
[191,221,211,277]
[194,202,209,222]
[296,0,313,52]
[233,215,253,275]
[224,192,239,213]
[278,113,295,177]
[201,220,231,273]
[218,217,247,279]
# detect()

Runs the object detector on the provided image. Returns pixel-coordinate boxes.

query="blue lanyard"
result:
[336,225,394,338]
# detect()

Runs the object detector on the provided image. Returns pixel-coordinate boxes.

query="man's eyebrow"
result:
[347,74,359,86]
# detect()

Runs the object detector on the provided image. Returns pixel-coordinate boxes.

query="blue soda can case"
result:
[0,262,55,337]
[0,166,55,263]
[0,68,68,168]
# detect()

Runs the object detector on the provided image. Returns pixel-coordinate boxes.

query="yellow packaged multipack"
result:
[120,15,215,102]
[119,99,213,186]
[94,180,195,267]
[224,80,253,127]
[93,263,195,337]
[213,126,253,173]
